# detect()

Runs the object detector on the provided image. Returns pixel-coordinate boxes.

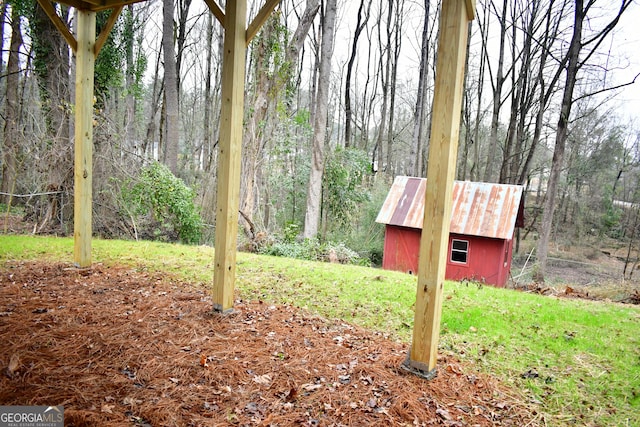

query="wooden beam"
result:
[94,5,123,56]
[204,0,226,26]
[213,0,247,312]
[73,9,97,268]
[466,0,476,20]
[246,0,281,45]
[404,0,474,378]
[37,0,77,52]
[63,0,144,12]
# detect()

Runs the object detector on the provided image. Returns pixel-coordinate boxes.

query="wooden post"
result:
[213,0,247,312]
[73,10,96,268]
[404,0,475,378]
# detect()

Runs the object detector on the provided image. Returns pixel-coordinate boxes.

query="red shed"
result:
[376,176,524,287]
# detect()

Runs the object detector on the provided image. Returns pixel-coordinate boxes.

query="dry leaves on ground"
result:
[0,261,537,426]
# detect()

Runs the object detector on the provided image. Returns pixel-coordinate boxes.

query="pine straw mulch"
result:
[0,261,538,426]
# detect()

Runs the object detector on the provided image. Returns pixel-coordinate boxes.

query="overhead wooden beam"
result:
[246,0,281,45]
[466,0,476,20]
[204,0,226,26]
[73,9,97,268]
[213,0,247,312]
[37,0,77,52]
[95,5,123,55]
[403,0,475,379]
[49,0,142,12]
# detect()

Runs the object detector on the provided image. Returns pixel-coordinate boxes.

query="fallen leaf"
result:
[122,396,142,406]
[253,374,272,386]
[445,364,463,375]
[436,407,452,421]
[245,402,259,414]
[301,383,322,392]
[5,354,20,378]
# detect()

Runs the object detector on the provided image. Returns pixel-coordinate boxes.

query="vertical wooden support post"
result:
[213,0,247,312]
[404,0,475,378]
[73,10,96,268]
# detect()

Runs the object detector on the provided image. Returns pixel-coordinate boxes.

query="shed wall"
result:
[382,226,513,287]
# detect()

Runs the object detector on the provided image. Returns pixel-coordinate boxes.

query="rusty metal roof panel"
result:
[376,176,523,240]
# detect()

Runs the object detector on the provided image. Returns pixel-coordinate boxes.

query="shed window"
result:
[450,239,469,264]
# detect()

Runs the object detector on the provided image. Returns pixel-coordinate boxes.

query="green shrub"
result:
[259,238,365,266]
[121,162,202,244]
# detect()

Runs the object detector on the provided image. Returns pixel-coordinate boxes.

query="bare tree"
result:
[372,0,392,175]
[408,0,432,177]
[240,0,320,238]
[31,2,72,232]
[163,0,179,174]
[1,6,23,206]
[517,0,570,186]
[344,0,371,148]
[386,0,403,177]
[482,0,508,183]
[535,0,634,281]
[303,0,337,239]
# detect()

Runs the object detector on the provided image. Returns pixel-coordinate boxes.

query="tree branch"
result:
[573,71,640,102]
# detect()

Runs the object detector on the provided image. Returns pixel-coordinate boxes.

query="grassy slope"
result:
[1,235,639,426]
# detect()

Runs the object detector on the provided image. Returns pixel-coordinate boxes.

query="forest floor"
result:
[1,261,536,426]
[510,238,640,304]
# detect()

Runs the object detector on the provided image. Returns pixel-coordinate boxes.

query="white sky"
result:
[609,2,640,124]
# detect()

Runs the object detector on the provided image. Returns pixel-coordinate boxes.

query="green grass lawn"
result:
[1,235,639,426]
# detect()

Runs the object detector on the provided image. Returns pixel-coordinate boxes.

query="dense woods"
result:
[1,0,640,281]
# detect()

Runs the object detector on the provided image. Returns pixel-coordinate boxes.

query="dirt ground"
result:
[510,242,640,304]
[0,261,537,426]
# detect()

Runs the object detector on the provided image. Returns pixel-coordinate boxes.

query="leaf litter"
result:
[0,261,537,426]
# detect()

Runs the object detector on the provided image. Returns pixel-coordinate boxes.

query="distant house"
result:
[376,176,524,287]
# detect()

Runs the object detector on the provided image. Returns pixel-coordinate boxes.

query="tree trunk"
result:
[240,0,319,238]
[1,7,23,206]
[344,0,370,148]
[482,0,507,183]
[303,0,337,239]
[535,0,633,281]
[176,0,192,98]
[408,0,430,177]
[0,2,7,78]
[202,12,214,172]
[470,5,488,181]
[386,0,402,177]
[124,5,136,152]
[143,41,163,159]
[32,3,72,232]
[535,0,583,281]
[163,0,179,174]
[518,0,569,186]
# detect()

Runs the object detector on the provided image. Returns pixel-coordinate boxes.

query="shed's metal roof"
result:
[375,176,524,240]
